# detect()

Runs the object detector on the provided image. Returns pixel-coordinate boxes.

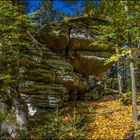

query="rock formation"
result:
[20,16,114,109]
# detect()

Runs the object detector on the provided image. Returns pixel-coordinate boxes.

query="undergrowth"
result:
[24,104,93,139]
[16,96,140,139]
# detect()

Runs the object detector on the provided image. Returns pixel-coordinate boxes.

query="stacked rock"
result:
[20,16,114,109]
[20,49,80,108]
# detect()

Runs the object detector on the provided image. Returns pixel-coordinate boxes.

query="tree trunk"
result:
[117,69,122,94]
[124,1,138,122]
[130,61,138,122]
[116,48,122,94]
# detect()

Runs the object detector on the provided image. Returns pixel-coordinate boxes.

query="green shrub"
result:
[26,106,92,139]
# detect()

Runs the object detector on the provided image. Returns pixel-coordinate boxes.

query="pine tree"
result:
[0,0,37,104]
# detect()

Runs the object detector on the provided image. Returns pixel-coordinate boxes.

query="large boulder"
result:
[20,16,114,110]
[69,51,112,75]
[69,29,112,51]
[38,24,69,51]
[38,16,114,76]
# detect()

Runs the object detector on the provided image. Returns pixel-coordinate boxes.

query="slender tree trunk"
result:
[117,69,122,93]
[116,48,122,93]
[124,1,138,122]
[130,61,138,121]
[128,36,138,122]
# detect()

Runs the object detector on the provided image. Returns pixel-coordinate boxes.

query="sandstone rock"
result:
[56,72,80,90]
[20,83,69,108]
[21,69,56,83]
[70,51,112,75]
[43,59,73,72]
[43,51,62,59]
[20,16,115,110]
[31,97,63,108]
[39,28,69,51]
[39,31,56,48]
[37,16,114,77]
[69,38,112,51]
[20,83,68,95]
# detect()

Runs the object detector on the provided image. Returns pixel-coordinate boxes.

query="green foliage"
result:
[105,50,131,64]
[33,0,67,24]
[89,0,140,65]
[25,106,92,139]
[46,107,87,139]
[0,0,39,101]
[63,17,69,23]
[0,111,8,124]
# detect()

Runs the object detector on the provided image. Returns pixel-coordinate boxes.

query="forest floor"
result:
[26,95,140,139]
[85,97,134,139]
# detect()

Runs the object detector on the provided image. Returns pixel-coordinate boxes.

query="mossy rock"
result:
[69,38,113,51]
[39,31,56,48]
[31,100,63,108]
[20,59,47,69]
[39,30,69,51]
[55,33,69,50]
[21,83,69,108]
[42,51,62,59]
[20,83,69,95]
[43,59,73,72]
[56,72,80,90]
[21,69,56,83]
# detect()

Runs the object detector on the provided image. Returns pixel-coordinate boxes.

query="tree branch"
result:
[26,30,46,47]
